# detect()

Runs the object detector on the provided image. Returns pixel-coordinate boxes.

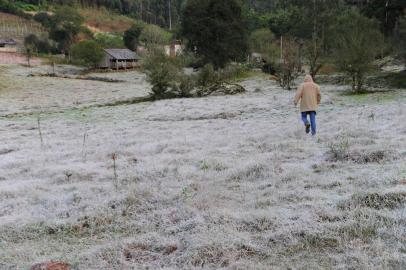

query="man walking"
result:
[294,75,321,136]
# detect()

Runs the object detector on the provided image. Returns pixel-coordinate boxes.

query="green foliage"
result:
[173,74,196,98]
[244,9,272,32]
[24,34,55,54]
[49,7,84,54]
[142,50,180,99]
[139,24,172,49]
[95,33,125,49]
[249,28,274,54]
[34,12,53,28]
[181,0,249,69]
[197,63,250,87]
[0,0,32,19]
[333,9,384,92]
[396,15,406,67]
[268,7,300,37]
[15,1,38,12]
[359,0,406,36]
[123,22,144,50]
[249,28,280,65]
[71,40,104,68]
[197,64,218,87]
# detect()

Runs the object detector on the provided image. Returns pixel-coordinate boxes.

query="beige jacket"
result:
[294,75,321,112]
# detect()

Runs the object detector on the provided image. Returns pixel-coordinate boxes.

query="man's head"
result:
[304,74,314,83]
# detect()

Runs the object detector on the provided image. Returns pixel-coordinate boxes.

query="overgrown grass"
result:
[79,8,136,33]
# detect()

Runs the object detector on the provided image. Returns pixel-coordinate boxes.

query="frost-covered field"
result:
[0,65,405,269]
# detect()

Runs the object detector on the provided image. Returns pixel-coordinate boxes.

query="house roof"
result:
[104,49,139,60]
[0,39,17,45]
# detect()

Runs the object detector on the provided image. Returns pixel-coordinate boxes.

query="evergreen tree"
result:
[333,9,384,92]
[124,23,145,50]
[49,7,84,57]
[181,0,248,69]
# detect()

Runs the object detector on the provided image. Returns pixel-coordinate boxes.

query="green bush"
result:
[34,12,53,28]
[95,33,125,49]
[142,50,180,99]
[174,74,196,98]
[71,40,104,68]
[197,64,218,87]
[15,1,38,12]
[124,22,144,51]
[333,10,384,93]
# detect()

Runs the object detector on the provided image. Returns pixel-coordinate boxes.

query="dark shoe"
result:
[305,123,310,134]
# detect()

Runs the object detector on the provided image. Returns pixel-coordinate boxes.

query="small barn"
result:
[0,39,17,53]
[99,48,140,70]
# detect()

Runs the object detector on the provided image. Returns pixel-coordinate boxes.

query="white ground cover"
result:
[0,65,405,269]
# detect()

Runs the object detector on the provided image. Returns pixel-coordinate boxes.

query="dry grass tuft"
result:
[327,141,391,164]
[341,192,406,210]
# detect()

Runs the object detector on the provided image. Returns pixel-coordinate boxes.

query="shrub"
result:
[142,50,180,99]
[197,64,218,87]
[333,10,384,93]
[123,22,144,51]
[95,33,125,49]
[139,24,172,49]
[174,74,196,98]
[71,40,104,68]
[34,12,53,28]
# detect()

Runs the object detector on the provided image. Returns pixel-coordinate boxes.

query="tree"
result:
[49,7,84,58]
[181,0,249,69]
[139,24,172,49]
[302,0,344,80]
[142,49,180,99]
[278,36,301,90]
[24,34,38,66]
[71,40,104,68]
[124,22,144,50]
[34,12,53,28]
[333,10,384,93]
[358,0,406,36]
[396,15,406,67]
[249,28,275,56]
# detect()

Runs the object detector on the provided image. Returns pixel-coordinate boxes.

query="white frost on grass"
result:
[0,66,405,269]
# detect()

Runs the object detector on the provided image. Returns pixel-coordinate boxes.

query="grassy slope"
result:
[79,8,136,33]
[0,12,46,51]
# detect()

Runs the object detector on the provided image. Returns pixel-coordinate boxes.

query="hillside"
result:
[0,12,46,52]
[79,8,136,33]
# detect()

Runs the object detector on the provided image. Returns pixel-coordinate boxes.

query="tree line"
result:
[3,0,405,93]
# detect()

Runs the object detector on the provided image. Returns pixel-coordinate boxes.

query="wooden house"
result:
[99,48,140,70]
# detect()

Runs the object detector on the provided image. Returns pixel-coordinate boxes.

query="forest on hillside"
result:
[3,0,405,32]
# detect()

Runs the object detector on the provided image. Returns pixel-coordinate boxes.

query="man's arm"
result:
[294,85,303,106]
[317,86,321,104]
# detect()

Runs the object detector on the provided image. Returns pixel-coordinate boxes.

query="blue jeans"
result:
[301,111,317,135]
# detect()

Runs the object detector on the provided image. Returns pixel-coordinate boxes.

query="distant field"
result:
[0,12,46,52]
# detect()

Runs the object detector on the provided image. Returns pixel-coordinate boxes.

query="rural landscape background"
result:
[0,0,405,269]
